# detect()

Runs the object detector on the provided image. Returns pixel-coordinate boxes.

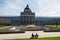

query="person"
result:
[31,33,34,38]
[35,33,38,38]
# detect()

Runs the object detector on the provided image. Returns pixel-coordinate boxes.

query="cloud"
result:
[37,0,60,17]
[0,0,60,17]
[0,0,39,16]
[0,0,25,16]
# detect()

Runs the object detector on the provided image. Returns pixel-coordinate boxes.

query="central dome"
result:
[24,4,32,12]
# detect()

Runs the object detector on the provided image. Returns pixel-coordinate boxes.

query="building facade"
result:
[20,4,35,25]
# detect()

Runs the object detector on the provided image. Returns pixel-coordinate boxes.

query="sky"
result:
[0,0,60,17]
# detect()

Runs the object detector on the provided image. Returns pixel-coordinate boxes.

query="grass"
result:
[0,26,12,29]
[0,25,6,28]
[9,37,60,40]
[45,25,60,28]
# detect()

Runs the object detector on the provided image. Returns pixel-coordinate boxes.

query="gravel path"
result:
[0,31,60,39]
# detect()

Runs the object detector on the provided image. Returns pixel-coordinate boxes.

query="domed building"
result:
[20,4,35,25]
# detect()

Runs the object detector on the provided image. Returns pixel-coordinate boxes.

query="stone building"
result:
[20,4,35,25]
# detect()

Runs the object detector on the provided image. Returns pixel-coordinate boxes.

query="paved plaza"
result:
[0,31,60,39]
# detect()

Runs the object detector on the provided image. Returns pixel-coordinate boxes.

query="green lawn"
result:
[0,26,12,29]
[45,25,60,28]
[10,37,60,40]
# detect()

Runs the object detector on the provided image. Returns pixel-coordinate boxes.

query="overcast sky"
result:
[0,0,60,17]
